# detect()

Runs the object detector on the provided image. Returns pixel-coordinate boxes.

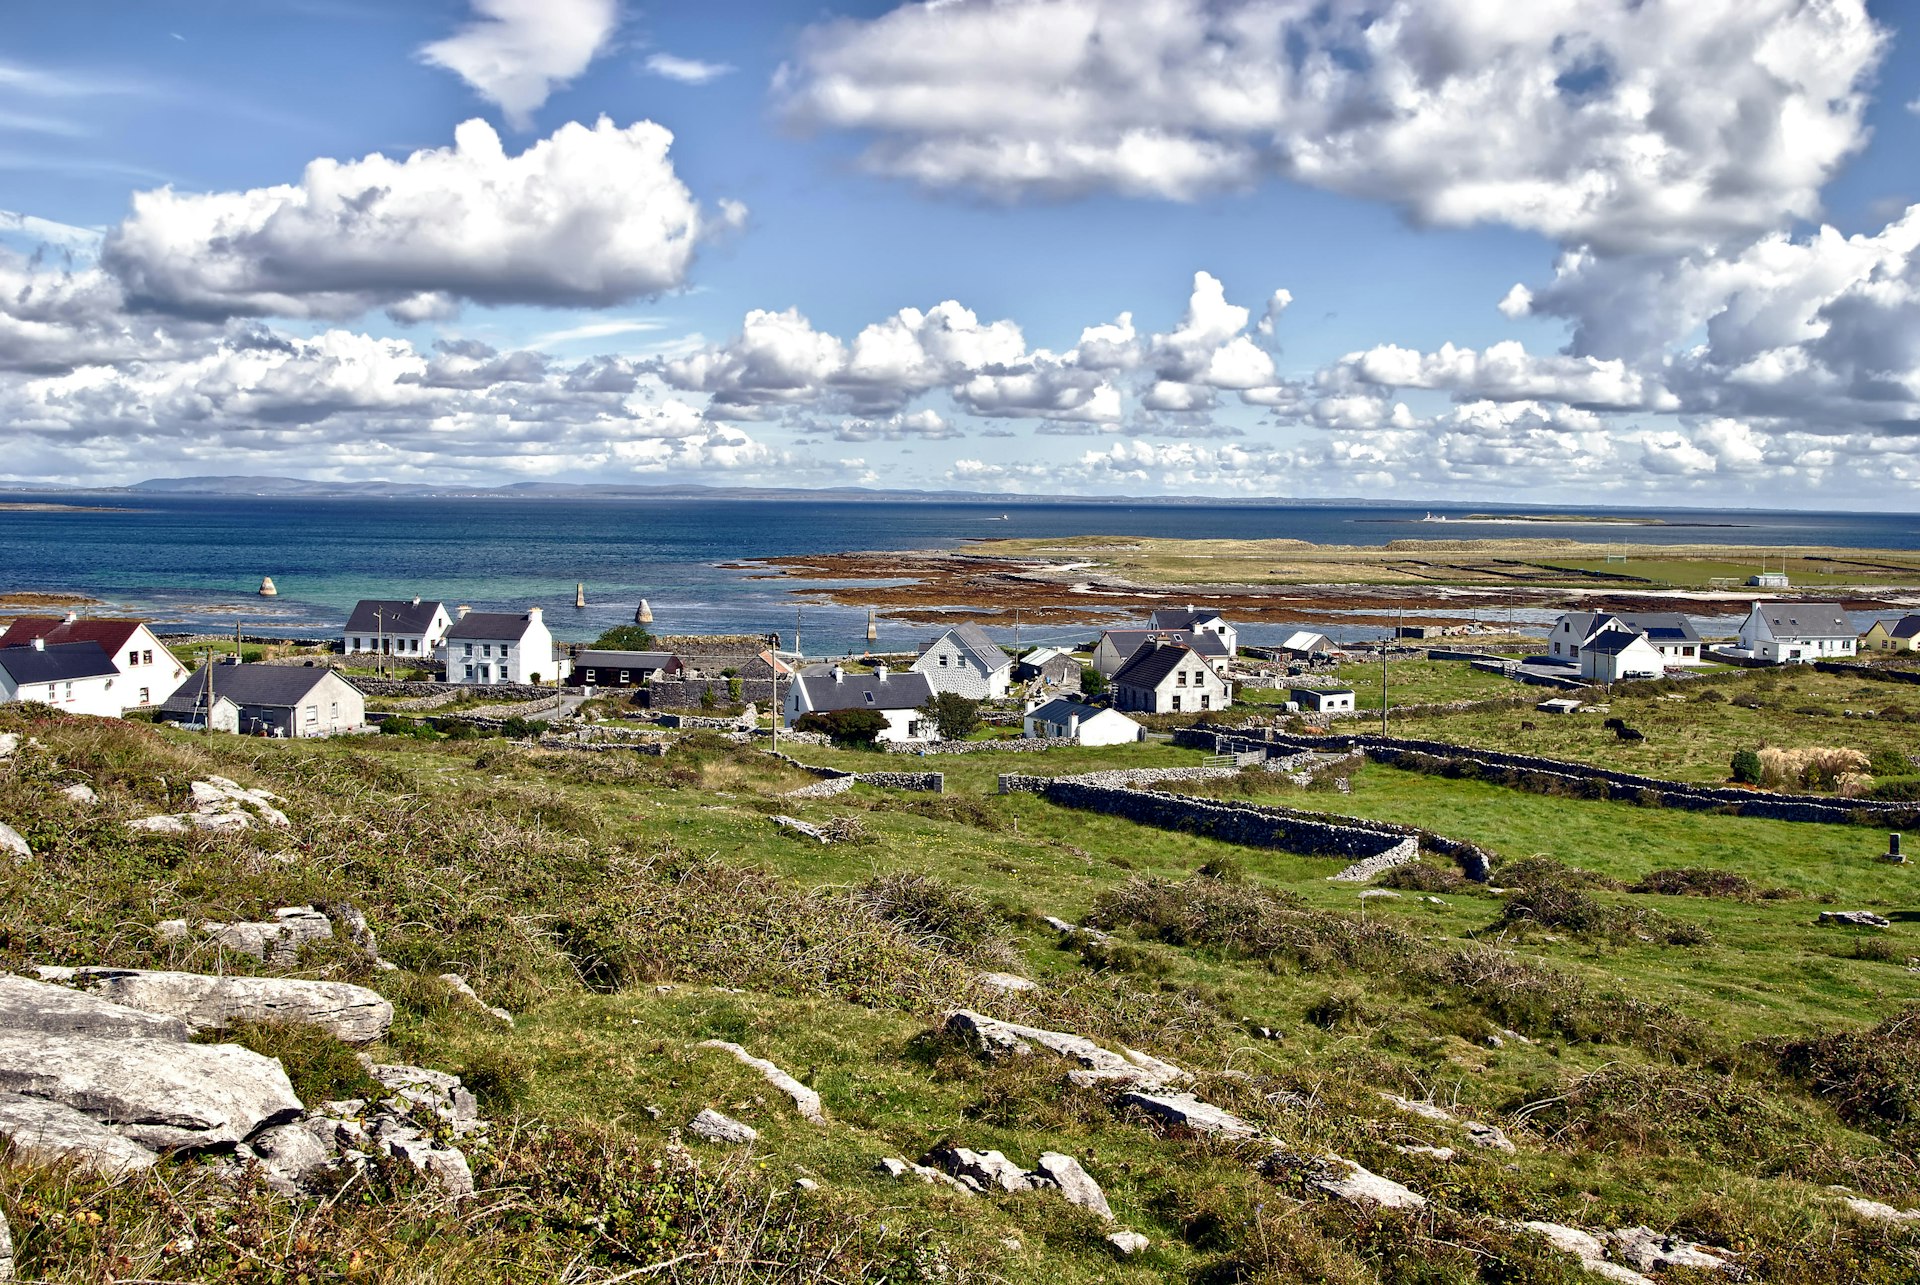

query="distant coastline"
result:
[0,501,131,513]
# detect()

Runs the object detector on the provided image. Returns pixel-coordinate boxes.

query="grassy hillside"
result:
[4,706,1920,1282]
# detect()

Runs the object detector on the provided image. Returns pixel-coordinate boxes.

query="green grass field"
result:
[5,705,1920,1283]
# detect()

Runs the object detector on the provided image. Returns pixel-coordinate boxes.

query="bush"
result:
[1087,874,1417,972]
[1730,748,1763,784]
[1770,1005,1920,1134]
[1378,861,1472,894]
[1629,867,1792,901]
[918,691,982,741]
[854,872,1009,964]
[1758,745,1871,791]
[591,624,655,650]
[1497,854,1622,891]
[1080,666,1107,697]
[794,709,889,746]
[1870,747,1914,776]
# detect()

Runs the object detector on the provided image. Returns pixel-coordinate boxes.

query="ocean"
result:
[2,494,1916,655]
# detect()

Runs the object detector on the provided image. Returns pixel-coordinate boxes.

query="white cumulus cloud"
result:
[420,0,620,129]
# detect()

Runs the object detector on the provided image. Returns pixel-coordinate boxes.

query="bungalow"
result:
[1092,628,1231,679]
[1276,630,1338,658]
[1579,629,1665,683]
[1022,696,1144,746]
[1111,642,1233,716]
[1547,611,1704,666]
[157,663,365,737]
[912,623,1013,699]
[784,665,935,743]
[569,650,682,688]
[445,606,564,685]
[1014,646,1082,690]
[1862,615,1920,653]
[342,598,451,660]
[1146,606,1238,655]
[0,640,122,717]
[0,614,186,709]
[1736,602,1857,664]
[1290,686,1355,714]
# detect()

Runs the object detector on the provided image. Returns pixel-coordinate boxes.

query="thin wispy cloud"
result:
[643,52,734,85]
[531,318,671,347]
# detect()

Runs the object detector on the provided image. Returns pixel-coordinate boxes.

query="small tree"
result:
[699,685,718,711]
[1730,747,1762,785]
[593,624,656,651]
[727,674,744,703]
[919,691,982,740]
[1080,666,1107,698]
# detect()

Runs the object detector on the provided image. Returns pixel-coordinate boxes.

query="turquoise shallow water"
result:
[1,495,1914,655]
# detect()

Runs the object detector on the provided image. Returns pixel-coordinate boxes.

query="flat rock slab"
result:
[975,971,1039,993]
[1264,1150,1426,1209]
[1819,910,1892,928]
[42,967,392,1044]
[202,908,333,966]
[924,1143,1030,1193]
[878,1156,974,1195]
[688,1108,757,1144]
[0,1031,300,1151]
[0,974,189,1042]
[0,1092,159,1175]
[1106,1231,1150,1257]
[0,822,27,861]
[1845,1197,1920,1223]
[1606,1226,1737,1275]
[1521,1222,1655,1285]
[697,1040,826,1124]
[946,1009,1181,1087]
[1119,1090,1260,1141]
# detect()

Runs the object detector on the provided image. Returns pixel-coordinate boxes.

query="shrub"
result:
[591,624,655,651]
[499,716,538,739]
[1757,745,1871,791]
[1378,861,1472,894]
[1080,665,1107,697]
[794,709,889,746]
[1695,688,1727,704]
[1770,1005,1920,1134]
[918,691,983,741]
[1630,867,1793,901]
[854,872,1009,964]
[1730,748,1763,784]
[1087,874,1417,972]
[1497,854,1622,891]
[1870,747,1914,776]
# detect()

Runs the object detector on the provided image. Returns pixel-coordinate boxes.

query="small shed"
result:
[1535,697,1582,715]
[1291,686,1355,713]
[1748,571,1791,589]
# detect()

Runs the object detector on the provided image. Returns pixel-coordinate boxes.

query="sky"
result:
[4,0,1920,509]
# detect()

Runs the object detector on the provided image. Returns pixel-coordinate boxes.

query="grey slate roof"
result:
[1112,642,1209,690]
[159,663,345,712]
[572,650,679,671]
[794,667,935,713]
[924,622,1012,673]
[1102,628,1229,660]
[344,599,444,635]
[1027,697,1101,724]
[1584,631,1656,656]
[1564,611,1701,645]
[1147,606,1226,631]
[1757,602,1852,637]
[1886,615,1920,639]
[0,641,118,685]
[446,611,538,640]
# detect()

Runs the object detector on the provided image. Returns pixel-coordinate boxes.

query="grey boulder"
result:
[42,967,392,1044]
[0,974,189,1042]
[923,1144,1031,1194]
[201,908,333,966]
[1819,910,1892,929]
[1032,1151,1113,1220]
[0,1031,301,1150]
[0,822,27,862]
[0,1091,159,1175]
[688,1108,757,1144]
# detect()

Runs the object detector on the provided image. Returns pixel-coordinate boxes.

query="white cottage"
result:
[1092,628,1232,679]
[1022,696,1145,746]
[784,665,936,743]
[1579,629,1666,682]
[1146,606,1238,655]
[1548,611,1704,667]
[342,598,452,660]
[0,615,186,710]
[445,607,563,685]
[1735,602,1857,664]
[1110,642,1233,715]
[912,623,1013,699]
[0,640,123,717]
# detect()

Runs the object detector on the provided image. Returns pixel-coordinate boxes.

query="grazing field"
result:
[5,706,1920,1283]
[1239,658,1525,711]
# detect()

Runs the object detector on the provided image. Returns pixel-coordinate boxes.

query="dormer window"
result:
[865,692,875,703]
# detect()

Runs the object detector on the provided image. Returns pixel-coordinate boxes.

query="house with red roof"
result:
[0,614,186,711]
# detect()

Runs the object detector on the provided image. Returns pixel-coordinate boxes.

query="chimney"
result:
[411,596,421,606]
[830,665,844,682]
[457,605,471,619]
[62,611,78,624]
[30,637,44,651]
[527,606,543,623]
[874,665,889,679]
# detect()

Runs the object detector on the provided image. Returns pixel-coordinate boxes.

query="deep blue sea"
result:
[2,495,1915,655]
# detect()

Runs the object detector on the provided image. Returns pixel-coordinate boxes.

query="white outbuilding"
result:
[1022,697,1146,746]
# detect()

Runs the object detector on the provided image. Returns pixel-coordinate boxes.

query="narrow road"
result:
[530,693,588,723]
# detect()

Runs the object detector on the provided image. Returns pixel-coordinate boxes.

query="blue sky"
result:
[4,0,1920,508]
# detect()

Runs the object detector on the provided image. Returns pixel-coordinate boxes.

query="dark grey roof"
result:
[1112,642,1211,690]
[344,599,445,635]
[446,611,540,640]
[1147,606,1226,631]
[573,650,679,670]
[0,641,118,685]
[1615,613,1701,644]
[1027,696,1103,724]
[1101,627,1228,659]
[1887,615,1920,639]
[924,622,1011,673]
[795,667,934,712]
[1584,631,1656,656]
[159,663,347,712]
[1757,602,1851,636]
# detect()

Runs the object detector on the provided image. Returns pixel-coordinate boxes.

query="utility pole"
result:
[1380,627,1390,737]
[374,607,385,680]
[770,666,781,752]
[793,606,801,662]
[1013,609,1021,655]
[200,647,213,736]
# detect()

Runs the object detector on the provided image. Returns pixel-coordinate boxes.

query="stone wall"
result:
[1814,661,1920,687]
[353,678,553,701]
[997,771,1470,876]
[644,678,780,709]
[1174,725,1920,826]
[880,735,1081,755]
[764,749,944,794]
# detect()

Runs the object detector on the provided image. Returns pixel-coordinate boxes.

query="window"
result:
[482,644,492,657]
[463,643,473,656]
[500,645,510,658]
[1171,694,1181,712]
[618,670,630,684]
[64,682,74,700]
[1200,694,1211,709]
[304,705,317,724]
[939,654,949,666]
[355,637,364,650]
[865,692,875,703]
[142,650,153,664]
[128,649,139,665]
[329,702,338,719]
[1176,671,1187,686]
[138,687,149,704]
[464,664,475,679]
